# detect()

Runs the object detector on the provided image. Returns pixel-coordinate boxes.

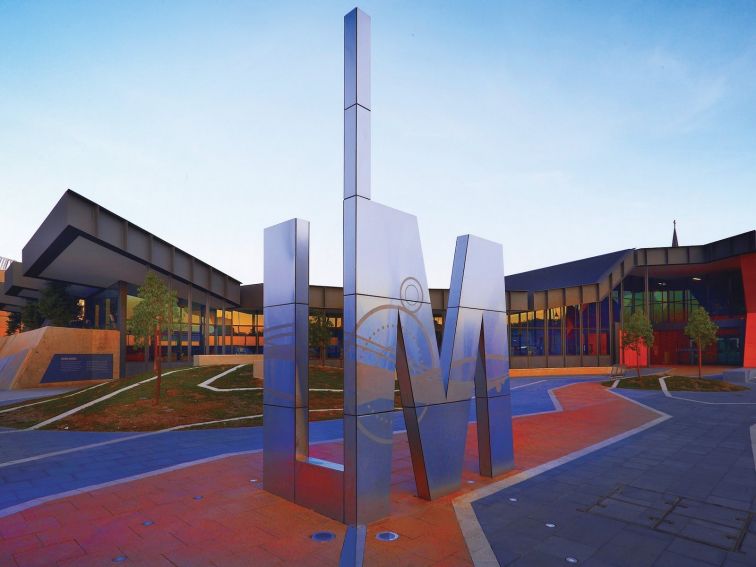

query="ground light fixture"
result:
[376,531,400,541]
[311,531,336,542]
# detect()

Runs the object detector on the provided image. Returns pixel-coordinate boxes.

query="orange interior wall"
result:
[741,254,756,367]
[620,341,648,368]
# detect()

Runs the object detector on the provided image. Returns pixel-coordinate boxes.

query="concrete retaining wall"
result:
[192,354,263,379]
[0,327,120,389]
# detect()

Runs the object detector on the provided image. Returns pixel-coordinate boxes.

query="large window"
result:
[509,310,545,356]
[565,305,580,355]
[548,308,562,356]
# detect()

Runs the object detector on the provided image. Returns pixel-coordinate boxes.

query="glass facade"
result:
[66,263,750,370]
[509,301,611,363]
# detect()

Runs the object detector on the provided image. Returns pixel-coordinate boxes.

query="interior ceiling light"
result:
[692,276,702,281]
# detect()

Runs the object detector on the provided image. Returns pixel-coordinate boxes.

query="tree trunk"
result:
[698,343,702,379]
[154,323,161,405]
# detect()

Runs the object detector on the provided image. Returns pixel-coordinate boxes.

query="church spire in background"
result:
[672,220,679,247]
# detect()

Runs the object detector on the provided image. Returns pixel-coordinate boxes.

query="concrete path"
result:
[473,386,756,566]
[0,389,75,408]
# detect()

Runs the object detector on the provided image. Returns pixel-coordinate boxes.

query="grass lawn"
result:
[0,366,192,430]
[602,375,749,392]
[0,364,355,432]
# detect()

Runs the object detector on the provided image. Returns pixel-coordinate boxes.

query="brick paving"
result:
[0,382,662,566]
[0,377,598,514]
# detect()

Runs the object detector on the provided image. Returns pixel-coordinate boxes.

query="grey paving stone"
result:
[653,551,716,567]
[666,537,728,565]
[533,535,598,563]
[514,549,577,566]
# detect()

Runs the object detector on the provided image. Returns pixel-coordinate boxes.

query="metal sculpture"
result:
[263,7,513,528]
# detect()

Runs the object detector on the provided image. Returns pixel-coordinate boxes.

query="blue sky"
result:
[1,1,754,287]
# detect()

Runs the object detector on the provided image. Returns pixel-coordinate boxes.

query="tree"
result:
[38,282,79,327]
[622,311,654,378]
[5,311,22,335]
[127,272,179,404]
[309,310,334,366]
[685,306,718,379]
[20,301,44,331]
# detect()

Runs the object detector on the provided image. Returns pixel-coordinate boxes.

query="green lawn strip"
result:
[210,364,345,391]
[604,374,748,392]
[48,365,253,432]
[210,364,259,389]
[0,367,182,430]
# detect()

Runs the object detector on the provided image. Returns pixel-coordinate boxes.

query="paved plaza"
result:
[0,375,753,566]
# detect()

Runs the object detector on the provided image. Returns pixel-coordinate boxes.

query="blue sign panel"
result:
[41,354,113,383]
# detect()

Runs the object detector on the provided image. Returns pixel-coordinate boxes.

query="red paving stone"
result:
[0,383,661,566]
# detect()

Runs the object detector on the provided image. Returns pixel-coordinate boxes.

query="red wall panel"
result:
[741,254,756,367]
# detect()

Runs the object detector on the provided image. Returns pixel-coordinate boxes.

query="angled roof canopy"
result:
[20,190,241,306]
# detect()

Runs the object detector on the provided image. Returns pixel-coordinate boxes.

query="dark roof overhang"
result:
[21,190,241,306]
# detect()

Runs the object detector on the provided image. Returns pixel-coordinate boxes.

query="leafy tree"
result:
[5,311,22,335]
[622,311,654,378]
[309,310,334,366]
[38,282,79,327]
[685,306,718,379]
[20,301,44,331]
[127,272,180,404]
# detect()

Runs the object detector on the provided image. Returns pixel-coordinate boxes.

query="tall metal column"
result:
[342,7,386,526]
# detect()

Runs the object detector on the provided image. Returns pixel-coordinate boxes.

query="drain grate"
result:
[586,484,753,552]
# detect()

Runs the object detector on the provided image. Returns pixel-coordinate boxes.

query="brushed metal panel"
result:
[476,395,514,477]
[344,294,400,415]
[343,105,371,200]
[404,400,469,500]
[343,8,370,111]
[447,235,506,312]
[439,307,480,404]
[262,405,308,500]
[353,199,429,301]
[343,412,393,524]
[397,301,443,406]
[295,459,344,522]
[262,303,309,407]
[263,219,309,308]
[481,310,510,398]
[344,197,357,296]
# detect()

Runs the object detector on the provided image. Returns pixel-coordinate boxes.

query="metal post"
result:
[221,307,226,355]
[187,286,193,363]
[117,281,127,378]
[204,294,210,355]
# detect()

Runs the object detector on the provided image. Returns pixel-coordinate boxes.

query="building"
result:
[2,190,755,379]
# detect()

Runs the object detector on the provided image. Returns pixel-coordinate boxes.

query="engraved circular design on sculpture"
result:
[354,301,435,445]
[400,276,423,312]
